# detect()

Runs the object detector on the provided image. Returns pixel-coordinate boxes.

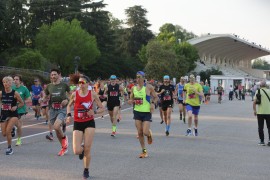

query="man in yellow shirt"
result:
[183,74,203,136]
[253,80,270,146]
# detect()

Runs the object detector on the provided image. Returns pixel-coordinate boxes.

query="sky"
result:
[103,0,270,61]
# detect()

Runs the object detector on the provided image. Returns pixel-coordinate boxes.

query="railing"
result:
[0,66,50,77]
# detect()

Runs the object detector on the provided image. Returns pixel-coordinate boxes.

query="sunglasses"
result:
[78,80,87,84]
[136,75,142,78]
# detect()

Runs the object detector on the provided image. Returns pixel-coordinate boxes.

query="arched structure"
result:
[188,34,270,69]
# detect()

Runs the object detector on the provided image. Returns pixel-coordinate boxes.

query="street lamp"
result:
[74,56,80,74]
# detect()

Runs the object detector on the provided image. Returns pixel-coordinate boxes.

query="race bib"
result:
[134,98,143,105]
[2,104,11,111]
[33,95,40,99]
[188,93,195,99]
[77,109,91,119]
[163,95,171,101]
[110,91,118,97]
[51,102,62,109]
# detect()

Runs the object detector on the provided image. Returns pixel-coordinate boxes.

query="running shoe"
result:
[194,128,198,136]
[79,145,84,160]
[185,129,192,136]
[139,150,148,158]
[165,130,169,136]
[61,136,68,149]
[111,131,116,137]
[16,137,22,146]
[180,114,182,120]
[58,148,68,156]
[62,122,66,133]
[6,148,13,155]
[258,141,265,146]
[83,169,90,179]
[117,119,120,123]
[11,127,16,138]
[46,134,53,141]
[101,116,104,119]
[160,120,164,124]
[45,120,48,125]
[147,130,153,145]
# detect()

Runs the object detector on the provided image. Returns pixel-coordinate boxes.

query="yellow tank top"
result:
[133,86,150,112]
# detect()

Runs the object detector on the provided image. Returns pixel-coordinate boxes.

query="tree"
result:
[144,40,179,80]
[8,49,48,71]
[35,19,100,75]
[252,58,270,70]
[199,67,223,84]
[123,5,154,57]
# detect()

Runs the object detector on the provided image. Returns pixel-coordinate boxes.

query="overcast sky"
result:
[104,0,270,61]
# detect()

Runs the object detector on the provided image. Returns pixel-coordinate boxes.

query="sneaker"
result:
[45,120,48,125]
[111,131,116,137]
[117,119,120,123]
[160,120,164,124]
[61,136,68,149]
[180,114,182,120]
[101,116,104,119]
[194,128,198,136]
[147,130,153,145]
[139,150,148,158]
[83,169,90,179]
[79,145,84,160]
[62,122,66,133]
[58,148,68,156]
[16,137,22,146]
[11,127,16,138]
[46,134,53,141]
[6,148,13,155]
[165,130,169,136]
[185,129,192,136]
[258,141,265,146]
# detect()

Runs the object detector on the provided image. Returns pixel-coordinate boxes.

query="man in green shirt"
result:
[12,74,31,146]
[253,80,270,146]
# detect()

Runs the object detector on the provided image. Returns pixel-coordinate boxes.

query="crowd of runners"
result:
[1,69,269,179]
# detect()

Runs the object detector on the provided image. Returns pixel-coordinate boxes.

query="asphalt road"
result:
[0,95,269,180]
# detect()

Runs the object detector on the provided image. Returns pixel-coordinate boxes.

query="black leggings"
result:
[257,114,270,142]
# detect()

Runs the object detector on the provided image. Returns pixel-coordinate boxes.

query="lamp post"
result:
[74,56,80,74]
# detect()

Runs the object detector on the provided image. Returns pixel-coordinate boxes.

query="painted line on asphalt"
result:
[0,107,133,145]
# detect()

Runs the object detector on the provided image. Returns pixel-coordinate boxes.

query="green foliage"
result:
[144,40,179,80]
[252,58,270,70]
[199,67,223,84]
[35,19,100,75]
[8,48,49,71]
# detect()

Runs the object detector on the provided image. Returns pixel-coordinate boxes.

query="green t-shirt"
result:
[254,88,270,114]
[203,85,210,94]
[12,85,31,114]
[184,83,203,106]
[45,82,70,105]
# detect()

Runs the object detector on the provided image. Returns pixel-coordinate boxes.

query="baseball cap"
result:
[189,74,195,79]
[110,75,117,80]
[136,71,145,77]
[163,75,170,79]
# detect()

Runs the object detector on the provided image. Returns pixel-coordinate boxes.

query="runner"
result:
[66,75,104,179]
[216,83,224,104]
[183,74,203,136]
[98,81,107,119]
[128,71,158,158]
[41,69,70,156]
[104,75,124,137]
[31,78,43,120]
[12,74,31,146]
[156,81,164,124]
[203,82,211,104]
[0,76,24,155]
[158,75,175,136]
[175,77,186,123]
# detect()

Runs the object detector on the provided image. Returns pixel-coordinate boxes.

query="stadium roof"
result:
[188,34,270,62]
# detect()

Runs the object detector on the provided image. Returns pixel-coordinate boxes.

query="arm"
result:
[128,87,134,105]
[13,91,24,111]
[93,91,105,115]
[66,92,75,124]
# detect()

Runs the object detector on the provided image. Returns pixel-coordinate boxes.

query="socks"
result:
[165,125,171,132]
[62,136,66,139]
[112,125,116,132]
